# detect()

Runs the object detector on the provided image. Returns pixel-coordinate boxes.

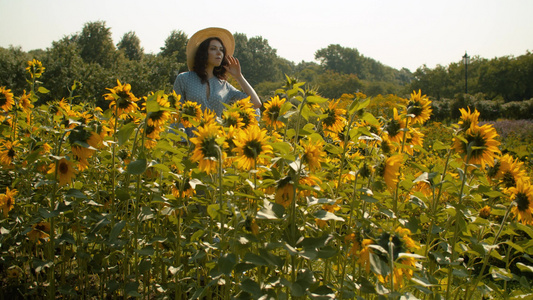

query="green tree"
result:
[0,46,32,94]
[117,31,144,61]
[233,33,281,86]
[314,70,362,99]
[76,21,116,67]
[160,30,188,65]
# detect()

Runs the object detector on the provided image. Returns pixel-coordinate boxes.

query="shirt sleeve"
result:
[224,81,249,102]
[173,73,186,101]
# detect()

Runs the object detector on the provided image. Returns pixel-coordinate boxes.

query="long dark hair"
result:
[193,37,228,83]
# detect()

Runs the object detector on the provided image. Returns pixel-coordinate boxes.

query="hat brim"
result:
[186,27,235,71]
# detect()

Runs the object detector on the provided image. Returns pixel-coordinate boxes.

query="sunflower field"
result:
[1,60,533,300]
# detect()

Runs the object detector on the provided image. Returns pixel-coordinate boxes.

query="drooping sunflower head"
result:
[274,175,294,208]
[489,154,528,188]
[508,179,533,225]
[376,154,404,191]
[25,59,45,79]
[384,107,406,144]
[198,109,217,128]
[0,187,18,217]
[18,90,34,114]
[321,99,347,138]
[262,95,286,130]
[51,158,77,187]
[0,86,15,112]
[453,124,501,168]
[69,126,100,159]
[231,98,258,128]
[222,110,245,129]
[406,90,432,124]
[458,107,480,131]
[233,124,273,170]
[167,90,181,110]
[190,122,224,174]
[300,138,326,172]
[180,101,202,128]
[104,80,139,117]
[402,127,425,155]
[0,139,17,166]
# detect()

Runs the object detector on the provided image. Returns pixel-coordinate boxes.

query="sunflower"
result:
[180,101,202,128]
[233,124,273,170]
[27,221,50,242]
[190,122,225,174]
[274,176,294,208]
[403,127,425,155]
[377,154,404,191]
[145,125,162,149]
[231,97,258,128]
[458,107,480,131]
[298,174,322,198]
[395,227,420,250]
[384,107,406,144]
[145,94,172,129]
[49,158,77,186]
[69,126,101,160]
[172,178,195,198]
[406,90,432,124]
[262,95,286,130]
[25,59,45,79]
[321,99,347,138]
[0,139,16,165]
[357,239,374,274]
[0,187,17,217]
[104,80,139,117]
[198,109,217,127]
[479,205,492,218]
[453,124,501,168]
[507,179,533,225]
[300,138,326,172]
[18,90,34,114]
[0,86,15,112]
[222,110,245,129]
[489,154,529,189]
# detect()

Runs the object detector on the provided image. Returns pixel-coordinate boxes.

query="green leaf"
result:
[218,253,236,275]
[38,207,59,219]
[145,100,160,113]
[38,86,50,94]
[240,278,262,298]
[207,204,219,220]
[116,122,137,146]
[65,188,87,199]
[516,262,533,273]
[244,252,268,266]
[108,220,126,243]
[135,246,155,256]
[127,159,147,175]
[313,210,344,221]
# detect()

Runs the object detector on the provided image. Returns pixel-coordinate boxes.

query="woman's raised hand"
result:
[224,56,242,78]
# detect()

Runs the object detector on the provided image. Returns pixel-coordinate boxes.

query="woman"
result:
[173,27,262,117]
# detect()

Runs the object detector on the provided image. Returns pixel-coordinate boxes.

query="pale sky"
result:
[1,0,532,71]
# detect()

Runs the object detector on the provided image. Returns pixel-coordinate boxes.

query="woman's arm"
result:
[224,56,262,109]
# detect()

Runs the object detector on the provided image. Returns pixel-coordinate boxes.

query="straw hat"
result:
[186,27,235,71]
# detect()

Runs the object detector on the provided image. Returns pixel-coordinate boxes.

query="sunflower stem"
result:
[464,202,513,299]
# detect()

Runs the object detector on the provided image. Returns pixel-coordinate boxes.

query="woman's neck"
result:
[206,65,215,79]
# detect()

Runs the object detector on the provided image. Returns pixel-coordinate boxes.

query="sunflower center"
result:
[7,148,15,159]
[502,171,516,188]
[386,119,401,137]
[407,101,423,117]
[200,137,220,159]
[515,192,530,212]
[239,112,251,127]
[267,106,280,121]
[59,161,69,174]
[243,140,263,159]
[116,97,133,109]
[466,131,487,158]
[149,111,164,121]
[322,109,337,127]
[0,96,6,106]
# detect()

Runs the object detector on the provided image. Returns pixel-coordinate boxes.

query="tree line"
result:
[1,20,532,115]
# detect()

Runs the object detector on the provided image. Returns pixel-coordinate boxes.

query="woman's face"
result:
[206,39,224,68]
